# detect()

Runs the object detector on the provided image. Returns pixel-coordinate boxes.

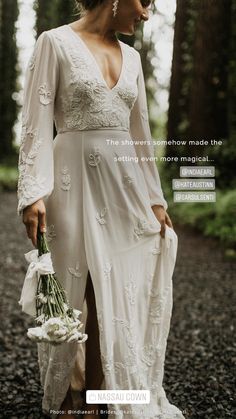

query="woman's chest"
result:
[52,26,140,131]
[53,26,139,111]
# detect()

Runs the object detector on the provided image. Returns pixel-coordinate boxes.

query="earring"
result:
[112,0,119,17]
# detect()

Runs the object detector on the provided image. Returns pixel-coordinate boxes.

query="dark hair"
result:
[75,0,106,11]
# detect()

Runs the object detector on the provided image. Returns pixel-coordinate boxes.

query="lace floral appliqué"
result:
[140,343,163,367]
[151,239,161,255]
[17,127,47,213]
[134,218,149,239]
[29,52,36,71]
[58,27,138,132]
[125,274,137,305]
[123,174,135,188]
[141,107,149,121]
[17,174,46,213]
[148,286,171,325]
[20,137,42,167]
[38,83,52,105]
[96,207,107,225]
[68,261,82,279]
[88,147,101,167]
[61,166,71,191]
[103,261,112,281]
[46,224,56,242]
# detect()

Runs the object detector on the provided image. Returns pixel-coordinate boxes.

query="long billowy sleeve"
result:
[17,31,59,216]
[129,53,168,210]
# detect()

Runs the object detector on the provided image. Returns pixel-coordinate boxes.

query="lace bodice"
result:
[17,24,167,215]
[55,26,139,132]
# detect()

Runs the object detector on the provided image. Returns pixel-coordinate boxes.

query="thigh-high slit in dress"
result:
[17,25,185,419]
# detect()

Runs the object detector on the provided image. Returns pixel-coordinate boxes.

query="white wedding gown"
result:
[17,24,185,419]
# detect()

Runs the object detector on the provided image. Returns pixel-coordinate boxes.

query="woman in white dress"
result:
[17,0,185,418]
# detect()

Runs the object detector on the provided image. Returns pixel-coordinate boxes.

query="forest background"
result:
[0,0,235,251]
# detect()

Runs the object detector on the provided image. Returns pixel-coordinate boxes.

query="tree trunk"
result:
[167,0,189,142]
[188,0,231,141]
[0,0,19,162]
[34,0,58,36]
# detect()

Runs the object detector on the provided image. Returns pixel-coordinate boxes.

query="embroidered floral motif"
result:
[149,302,163,325]
[101,353,114,374]
[19,127,38,150]
[149,288,161,299]
[140,343,163,367]
[151,239,161,255]
[103,261,112,281]
[17,174,45,199]
[150,378,162,394]
[27,129,37,141]
[17,127,47,214]
[61,166,71,191]
[20,137,43,167]
[29,53,36,71]
[147,271,155,283]
[125,274,137,305]
[96,207,107,225]
[17,174,46,213]
[18,136,42,183]
[19,126,36,148]
[148,286,171,324]
[88,147,101,167]
[46,224,56,242]
[134,218,149,239]
[38,83,52,105]
[141,107,149,121]
[122,353,138,375]
[112,317,137,357]
[58,27,138,131]
[68,261,82,279]
[122,174,134,188]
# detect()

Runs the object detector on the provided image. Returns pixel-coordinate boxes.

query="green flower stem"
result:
[50,279,64,315]
[35,228,76,323]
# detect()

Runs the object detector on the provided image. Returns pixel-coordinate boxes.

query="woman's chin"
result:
[119,25,136,36]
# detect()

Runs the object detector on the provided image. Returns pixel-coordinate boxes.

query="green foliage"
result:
[34,0,77,34]
[0,164,18,192]
[34,0,57,35]
[165,185,236,248]
[55,0,78,26]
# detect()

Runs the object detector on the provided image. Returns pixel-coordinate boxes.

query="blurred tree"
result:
[0,0,19,163]
[34,0,58,36]
[188,0,231,141]
[166,0,235,187]
[229,0,236,146]
[167,0,191,142]
[167,0,198,162]
[214,0,236,189]
[55,0,77,26]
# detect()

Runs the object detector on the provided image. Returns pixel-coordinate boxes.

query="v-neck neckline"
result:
[66,24,125,92]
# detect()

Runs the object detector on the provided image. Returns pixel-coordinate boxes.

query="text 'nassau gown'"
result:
[17,24,185,419]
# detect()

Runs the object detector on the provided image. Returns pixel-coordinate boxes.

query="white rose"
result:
[73,309,82,318]
[27,326,47,341]
[67,331,88,343]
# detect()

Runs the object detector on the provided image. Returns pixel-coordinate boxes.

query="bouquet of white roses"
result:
[19,227,88,345]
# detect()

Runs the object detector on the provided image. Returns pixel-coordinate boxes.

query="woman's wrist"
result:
[151,204,165,210]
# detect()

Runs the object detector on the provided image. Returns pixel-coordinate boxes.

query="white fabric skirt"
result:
[37,129,184,419]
